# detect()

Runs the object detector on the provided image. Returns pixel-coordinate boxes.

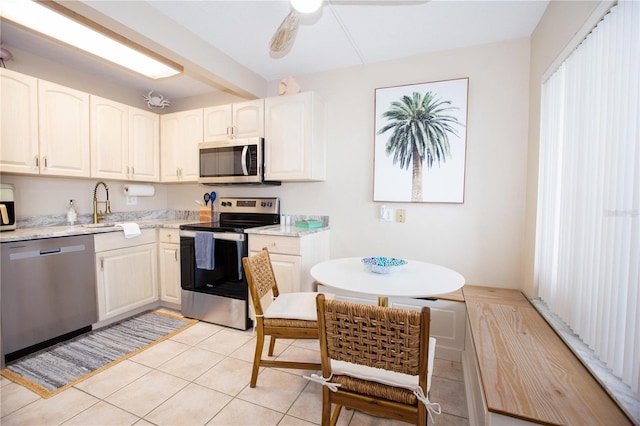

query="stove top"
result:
[179,222,252,233]
[181,197,280,233]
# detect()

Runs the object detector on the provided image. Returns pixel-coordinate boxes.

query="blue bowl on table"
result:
[361,257,408,274]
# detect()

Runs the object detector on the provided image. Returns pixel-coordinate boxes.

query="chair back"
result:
[243,248,280,317]
[316,293,429,378]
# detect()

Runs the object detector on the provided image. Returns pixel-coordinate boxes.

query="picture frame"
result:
[373,78,468,203]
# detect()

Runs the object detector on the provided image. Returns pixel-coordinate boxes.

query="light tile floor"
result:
[1,310,469,425]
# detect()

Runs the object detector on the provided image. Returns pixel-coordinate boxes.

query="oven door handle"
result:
[179,230,245,242]
[241,145,249,176]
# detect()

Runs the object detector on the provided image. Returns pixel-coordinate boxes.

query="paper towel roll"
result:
[124,184,155,196]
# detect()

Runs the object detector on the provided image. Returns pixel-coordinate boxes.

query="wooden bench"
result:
[462,285,633,425]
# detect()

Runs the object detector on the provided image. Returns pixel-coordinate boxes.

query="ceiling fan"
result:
[269,0,427,56]
[269,0,321,55]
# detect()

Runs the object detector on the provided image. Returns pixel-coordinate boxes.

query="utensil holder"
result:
[199,206,212,222]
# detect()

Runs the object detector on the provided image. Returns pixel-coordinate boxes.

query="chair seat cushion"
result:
[331,337,436,392]
[264,292,334,321]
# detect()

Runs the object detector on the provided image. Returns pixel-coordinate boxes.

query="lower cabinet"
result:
[158,229,181,307]
[247,230,330,315]
[390,297,466,361]
[248,230,330,293]
[94,230,158,322]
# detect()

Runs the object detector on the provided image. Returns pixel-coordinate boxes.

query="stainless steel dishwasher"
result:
[1,234,98,365]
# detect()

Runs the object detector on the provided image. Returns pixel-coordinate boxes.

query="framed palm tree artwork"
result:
[374,78,468,203]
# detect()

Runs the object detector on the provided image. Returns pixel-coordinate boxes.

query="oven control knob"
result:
[261,202,266,207]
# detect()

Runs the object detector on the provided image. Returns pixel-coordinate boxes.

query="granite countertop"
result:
[0,219,193,243]
[245,224,330,237]
[1,213,330,242]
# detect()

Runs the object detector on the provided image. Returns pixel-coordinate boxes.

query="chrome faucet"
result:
[92,181,111,224]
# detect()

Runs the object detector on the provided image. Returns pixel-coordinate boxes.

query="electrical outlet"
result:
[396,209,406,223]
[126,196,138,205]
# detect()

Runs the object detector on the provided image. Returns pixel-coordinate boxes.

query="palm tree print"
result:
[377,91,463,201]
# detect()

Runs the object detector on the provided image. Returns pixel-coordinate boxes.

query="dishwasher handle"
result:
[40,248,62,256]
[9,244,87,260]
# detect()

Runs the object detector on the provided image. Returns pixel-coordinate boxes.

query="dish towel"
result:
[195,232,215,270]
[116,222,141,239]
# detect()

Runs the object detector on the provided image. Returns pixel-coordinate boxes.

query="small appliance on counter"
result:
[0,183,16,232]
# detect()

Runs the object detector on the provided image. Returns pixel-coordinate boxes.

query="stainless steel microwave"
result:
[198,137,263,184]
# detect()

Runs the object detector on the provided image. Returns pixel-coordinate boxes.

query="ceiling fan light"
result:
[290,0,322,14]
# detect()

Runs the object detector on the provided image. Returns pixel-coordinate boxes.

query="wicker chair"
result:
[242,247,322,388]
[313,293,440,425]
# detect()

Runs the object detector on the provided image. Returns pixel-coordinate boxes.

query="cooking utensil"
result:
[203,193,210,206]
[209,192,216,204]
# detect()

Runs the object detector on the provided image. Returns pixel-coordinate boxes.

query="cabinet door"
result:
[390,298,466,361]
[0,69,39,174]
[263,252,301,294]
[96,244,158,321]
[159,242,181,305]
[233,99,264,138]
[130,107,159,181]
[160,113,182,182]
[38,80,90,177]
[203,104,232,141]
[264,92,325,181]
[160,109,202,182]
[90,96,129,180]
[180,109,203,181]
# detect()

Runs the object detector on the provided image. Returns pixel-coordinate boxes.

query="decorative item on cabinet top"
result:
[143,91,170,110]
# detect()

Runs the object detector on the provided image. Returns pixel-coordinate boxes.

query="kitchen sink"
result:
[81,223,116,228]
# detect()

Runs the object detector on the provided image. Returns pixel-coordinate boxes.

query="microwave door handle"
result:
[241,145,249,176]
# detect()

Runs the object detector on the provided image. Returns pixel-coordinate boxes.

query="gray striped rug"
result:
[1,311,196,398]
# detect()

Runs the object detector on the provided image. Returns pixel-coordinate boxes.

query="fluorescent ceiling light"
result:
[290,0,323,14]
[1,0,182,79]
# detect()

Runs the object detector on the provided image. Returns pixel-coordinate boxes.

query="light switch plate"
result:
[379,205,393,221]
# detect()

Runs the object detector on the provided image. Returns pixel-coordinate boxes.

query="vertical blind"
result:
[536,0,639,394]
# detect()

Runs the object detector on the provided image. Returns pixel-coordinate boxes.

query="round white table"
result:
[310,257,465,306]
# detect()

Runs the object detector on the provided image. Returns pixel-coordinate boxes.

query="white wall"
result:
[168,37,531,289]
[3,175,168,218]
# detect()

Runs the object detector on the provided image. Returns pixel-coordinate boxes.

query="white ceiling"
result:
[0,0,549,100]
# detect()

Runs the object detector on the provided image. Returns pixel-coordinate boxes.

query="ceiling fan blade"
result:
[269,10,300,54]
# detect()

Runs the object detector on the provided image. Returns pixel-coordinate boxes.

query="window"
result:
[536,0,639,402]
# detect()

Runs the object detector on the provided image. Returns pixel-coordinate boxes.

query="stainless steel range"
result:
[179,197,279,330]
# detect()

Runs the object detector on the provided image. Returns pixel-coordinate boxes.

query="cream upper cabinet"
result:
[0,69,39,174]
[264,92,326,181]
[128,107,159,181]
[160,109,203,182]
[91,96,128,180]
[91,97,159,181]
[203,99,264,141]
[38,80,91,177]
